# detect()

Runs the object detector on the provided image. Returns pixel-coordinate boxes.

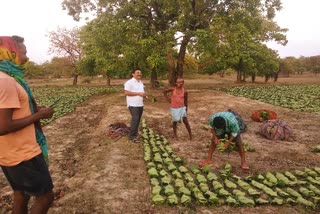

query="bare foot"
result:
[199,160,212,167]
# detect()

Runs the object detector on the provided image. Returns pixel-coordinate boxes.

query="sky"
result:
[1,0,320,64]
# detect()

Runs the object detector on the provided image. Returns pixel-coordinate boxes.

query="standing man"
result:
[0,36,55,213]
[199,111,249,169]
[163,78,192,140]
[124,68,147,143]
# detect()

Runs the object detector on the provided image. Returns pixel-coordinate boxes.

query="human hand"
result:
[139,92,147,98]
[213,137,219,145]
[38,107,55,119]
[224,141,231,149]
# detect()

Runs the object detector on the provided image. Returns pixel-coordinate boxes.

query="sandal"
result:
[240,164,250,170]
[199,160,212,167]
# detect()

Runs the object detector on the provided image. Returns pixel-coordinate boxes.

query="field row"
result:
[32,85,320,127]
[217,85,320,113]
[32,86,121,126]
[142,120,320,208]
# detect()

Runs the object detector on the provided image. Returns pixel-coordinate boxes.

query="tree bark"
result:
[236,70,241,82]
[107,75,111,86]
[176,34,191,79]
[150,67,159,88]
[273,72,279,82]
[167,49,177,86]
[251,74,256,82]
[73,74,78,85]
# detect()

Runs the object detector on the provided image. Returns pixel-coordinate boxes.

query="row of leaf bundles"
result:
[143,129,191,205]
[146,146,224,205]
[143,120,320,207]
[216,138,255,153]
[148,163,223,205]
[143,139,182,165]
[250,179,318,208]
[254,168,320,188]
[207,163,320,207]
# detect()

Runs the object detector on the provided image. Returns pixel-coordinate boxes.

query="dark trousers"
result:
[128,106,143,140]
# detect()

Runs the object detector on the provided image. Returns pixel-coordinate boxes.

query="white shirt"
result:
[124,77,144,107]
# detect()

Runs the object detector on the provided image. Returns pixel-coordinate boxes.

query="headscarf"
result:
[0,36,24,64]
[0,36,49,164]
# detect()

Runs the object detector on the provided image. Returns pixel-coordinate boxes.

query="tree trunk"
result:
[150,67,159,88]
[241,71,246,82]
[167,48,177,87]
[236,70,241,82]
[176,35,191,79]
[251,74,256,82]
[265,75,270,82]
[106,75,111,86]
[273,72,279,82]
[73,74,78,86]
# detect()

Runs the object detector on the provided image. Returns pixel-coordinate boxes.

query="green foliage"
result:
[24,61,45,78]
[33,86,120,126]
[218,85,320,113]
[311,145,320,153]
[62,0,287,83]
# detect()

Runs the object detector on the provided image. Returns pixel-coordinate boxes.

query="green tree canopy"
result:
[62,0,288,85]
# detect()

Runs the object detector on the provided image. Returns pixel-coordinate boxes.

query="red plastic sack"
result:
[251,110,277,122]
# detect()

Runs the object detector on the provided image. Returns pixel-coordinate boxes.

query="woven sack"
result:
[259,119,293,141]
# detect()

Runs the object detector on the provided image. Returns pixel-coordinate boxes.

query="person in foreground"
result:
[199,111,249,170]
[163,78,192,140]
[124,68,147,143]
[0,36,55,213]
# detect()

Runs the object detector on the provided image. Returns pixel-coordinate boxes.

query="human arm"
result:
[210,128,219,145]
[223,135,236,149]
[184,90,188,111]
[199,128,218,167]
[124,90,147,97]
[0,107,54,136]
[163,88,173,103]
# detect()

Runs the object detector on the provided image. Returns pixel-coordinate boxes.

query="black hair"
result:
[213,116,226,129]
[132,68,141,74]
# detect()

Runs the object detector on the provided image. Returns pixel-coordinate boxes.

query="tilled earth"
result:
[0,87,320,214]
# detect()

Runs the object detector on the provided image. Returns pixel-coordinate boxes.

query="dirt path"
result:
[1,88,320,213]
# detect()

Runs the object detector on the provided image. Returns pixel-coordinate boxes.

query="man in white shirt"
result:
[124,69,147,143]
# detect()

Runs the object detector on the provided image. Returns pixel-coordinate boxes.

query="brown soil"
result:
[1,75,320,214]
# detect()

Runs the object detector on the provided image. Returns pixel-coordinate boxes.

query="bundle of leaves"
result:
[260,111,270,121]
[251,109,277,122]
[311,145,320,153]
[217,139,255,153]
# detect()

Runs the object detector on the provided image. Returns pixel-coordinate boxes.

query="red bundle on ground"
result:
[251,109,277,122]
